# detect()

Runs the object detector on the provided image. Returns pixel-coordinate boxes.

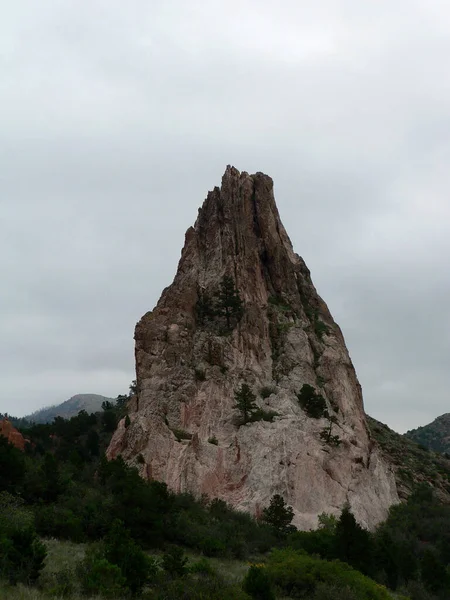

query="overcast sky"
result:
[2,1,450,432]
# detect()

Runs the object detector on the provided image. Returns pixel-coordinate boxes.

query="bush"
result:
[76,549,126,598]
[265,549,392,600]
[208,436,218,445]
[188,557,215,575]
[0,492,47,586]
[249,409,279,423]
[194,368,206,382]
[297,384,328,419]
[103,519,155,595]
[260,386,276,399]
[162,545,188,577]
[242,565,275,600]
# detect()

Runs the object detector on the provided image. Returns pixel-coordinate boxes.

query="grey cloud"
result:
[2,1,450,429]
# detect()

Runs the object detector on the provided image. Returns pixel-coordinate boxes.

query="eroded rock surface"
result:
[108,166,399,529]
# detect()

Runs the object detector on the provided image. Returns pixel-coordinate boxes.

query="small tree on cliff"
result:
[216,275,244,330]
[234,383,258,425]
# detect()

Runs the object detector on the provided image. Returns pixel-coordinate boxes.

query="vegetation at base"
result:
[4,392,450,598]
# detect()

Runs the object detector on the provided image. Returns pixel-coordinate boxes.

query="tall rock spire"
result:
[108,166,398,529]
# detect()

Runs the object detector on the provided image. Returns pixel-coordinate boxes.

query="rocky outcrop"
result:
[0,418,26,451]
[108,166,399,529]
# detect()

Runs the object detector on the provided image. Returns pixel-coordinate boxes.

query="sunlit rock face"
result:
[107,166,399,530]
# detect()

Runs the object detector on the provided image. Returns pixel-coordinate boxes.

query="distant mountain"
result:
[405,414,450,455]
[367,415,450,502]
[24,394,115,424]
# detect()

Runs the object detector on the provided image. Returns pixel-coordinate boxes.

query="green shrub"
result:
[208,436,218,445]
[188,557,215,575]
[314,319,329,339]
[249,409,279,423]
[297,384,328,419]
[260,386,276,399]
[0,493,47,586]
[76,550,126,598]
[103,519,155,595]
[242,565,275,599]
[266,549,392,600]
[40,567,75,598]
[195,368,206,382]
[162,545,188,577]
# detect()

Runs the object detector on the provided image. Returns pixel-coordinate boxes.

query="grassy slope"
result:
[367,415,450,501]
[0,539,250,600]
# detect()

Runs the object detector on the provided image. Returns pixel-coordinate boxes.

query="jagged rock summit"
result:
[108,166,399,529]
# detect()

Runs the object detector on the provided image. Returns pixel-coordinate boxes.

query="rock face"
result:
[0,419,26,451]
[108,166,399,529]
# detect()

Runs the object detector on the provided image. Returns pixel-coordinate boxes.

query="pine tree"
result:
[262,494,294,534]
[234,383,258,425]
[216,275,244,329]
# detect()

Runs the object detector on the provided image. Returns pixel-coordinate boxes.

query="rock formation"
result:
[108,166,399,529]
[0,418,27,451]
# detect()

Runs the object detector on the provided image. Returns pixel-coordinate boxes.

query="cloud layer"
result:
[2,1,450,431]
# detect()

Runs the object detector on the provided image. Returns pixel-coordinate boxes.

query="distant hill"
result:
[367,415,450,502]
[405,413,450,454]
[24,394,115,424]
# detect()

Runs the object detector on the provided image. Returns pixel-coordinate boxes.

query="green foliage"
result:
[297,384,328,419]
[103,519,156,595]
[248,409,279,423]
[76,547,126,598]
[314,318,329,339]
[0,436,25,493]
[125,415,131,428]
[194,368,206,382]
[259,386,276,399]
[242,565,275,600]
[196,276,244,332]
[320,422,342,447]
[262,494,294,535]
[217,275,244,330]
[334,504,374,575]
[0,493,46,586]
[265,548,392,599]
[367,416,450,498]
[268,295,292,312]
[162,545,188,577]
[208,436,218,445]
[188,557,215,575]
[234,383,258,425]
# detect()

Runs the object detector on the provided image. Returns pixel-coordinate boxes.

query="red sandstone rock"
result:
[0,419,26,451]
[107,166,399,530]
